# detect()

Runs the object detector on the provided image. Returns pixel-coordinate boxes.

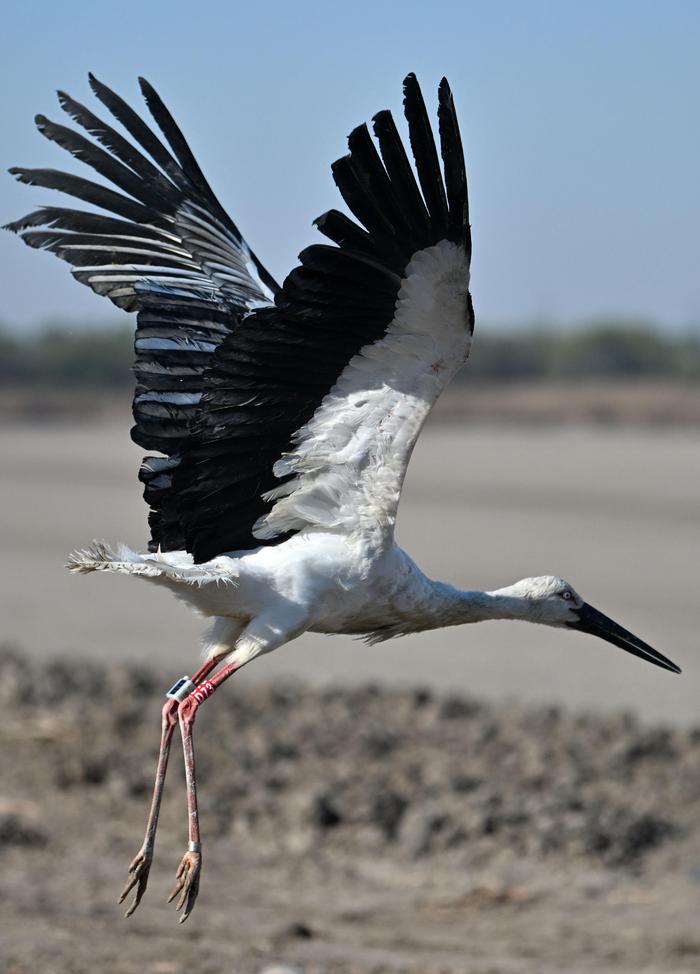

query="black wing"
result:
[7,73,470,563]
[5,75,278,550]
[166,75,472,562]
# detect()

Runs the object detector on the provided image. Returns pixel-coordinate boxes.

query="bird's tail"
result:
[66,539,238,587]
[66,540,164,577]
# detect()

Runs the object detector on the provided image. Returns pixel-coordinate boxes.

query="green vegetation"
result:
[0,319,699,387]
[466,321,700,383]
[0,324,133,387]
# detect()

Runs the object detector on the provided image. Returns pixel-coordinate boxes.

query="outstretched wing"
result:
[167,74,473,562]
[7,73,471,564]
[5,75,278,550]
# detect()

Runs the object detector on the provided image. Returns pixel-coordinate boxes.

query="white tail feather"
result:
[66,540,238,587]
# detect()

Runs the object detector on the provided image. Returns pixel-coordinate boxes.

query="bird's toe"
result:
[119,847,153,918]
[167,851,201,923]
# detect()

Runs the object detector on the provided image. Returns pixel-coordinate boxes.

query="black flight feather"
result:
[347,124,414,242]
[7,167,166,227]
[330,155,396,241]
[402,73,449,239]
[88,74,187,190]
[371,108,432,243]
[437,78,470,252]
[56,90,180,201]
[137,79,226,221]
[34,114,169,208]
[4,205,177,242]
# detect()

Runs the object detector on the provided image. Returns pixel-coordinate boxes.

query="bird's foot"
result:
[119,845,153,918]
[167,850,201,923]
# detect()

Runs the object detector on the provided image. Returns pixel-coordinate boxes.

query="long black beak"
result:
[568,603,681,674]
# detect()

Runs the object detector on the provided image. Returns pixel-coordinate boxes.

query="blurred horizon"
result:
[2,316,699,390]
[3,0,700,331]
[4,310,700,338]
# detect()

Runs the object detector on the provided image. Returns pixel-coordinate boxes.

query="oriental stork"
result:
[6,73,680,923]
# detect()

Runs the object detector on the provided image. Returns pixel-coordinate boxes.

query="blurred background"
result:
[2,2,700,972]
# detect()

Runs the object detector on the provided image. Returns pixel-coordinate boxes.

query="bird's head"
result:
[505,575,681,674]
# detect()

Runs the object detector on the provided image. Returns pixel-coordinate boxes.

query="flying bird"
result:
[6,73,680,923]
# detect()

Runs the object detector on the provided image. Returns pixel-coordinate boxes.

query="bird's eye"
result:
[561,590,573,601]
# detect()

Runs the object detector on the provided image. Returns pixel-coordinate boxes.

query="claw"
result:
[168,850,201,923]
[119,847,153,918]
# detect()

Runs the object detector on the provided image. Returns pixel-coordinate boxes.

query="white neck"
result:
[424,580,536,629]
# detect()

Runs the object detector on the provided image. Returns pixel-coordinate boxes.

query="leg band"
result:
[191,679,215,703]
[166,677,196,702]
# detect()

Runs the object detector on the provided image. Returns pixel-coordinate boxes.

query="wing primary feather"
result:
[402,73,449,239]
[437,77,470,253]
[139,79,280,296]
[3,205,179,241]
[346,123,416,248]
[34,114,171,209]
[7,167,168,227]
[138,78,236,230]
[56,90,180,199]
[371,109,432,243]
[330,156,406,269]
[137,81,216,195]
[88,73,188,189]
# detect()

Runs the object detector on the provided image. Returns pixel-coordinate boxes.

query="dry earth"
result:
[3,648,700,974]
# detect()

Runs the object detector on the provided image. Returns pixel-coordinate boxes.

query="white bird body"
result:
[68,237,475,661]
[71,534,425,643]
[69,535,583,653]
[7,71,679,923]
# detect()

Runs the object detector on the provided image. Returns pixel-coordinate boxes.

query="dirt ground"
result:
[3,647,700,974]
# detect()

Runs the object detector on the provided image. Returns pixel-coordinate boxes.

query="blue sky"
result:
[2,0,699,329]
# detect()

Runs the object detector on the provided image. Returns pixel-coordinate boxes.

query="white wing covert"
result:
[255,238,471,542]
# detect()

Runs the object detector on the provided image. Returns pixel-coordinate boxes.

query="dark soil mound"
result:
[3,646,698,871]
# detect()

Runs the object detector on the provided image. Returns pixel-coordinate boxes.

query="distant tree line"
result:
[0,324,133,387]
[0,319,699,387]
[465,321,700,383]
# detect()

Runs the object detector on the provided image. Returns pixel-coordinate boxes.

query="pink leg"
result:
[167,610,310,922]
[119,655,224,918]
[167,660,239,922]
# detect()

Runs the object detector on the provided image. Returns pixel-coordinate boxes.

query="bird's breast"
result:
[302,544,432,637]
